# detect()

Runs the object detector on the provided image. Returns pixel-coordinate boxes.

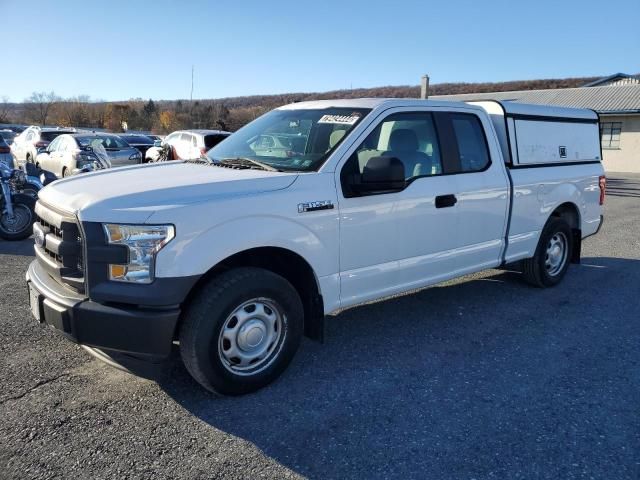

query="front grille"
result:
[34,201,85,292]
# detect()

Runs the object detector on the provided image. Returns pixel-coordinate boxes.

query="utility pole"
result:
[420,74,430,99]
[190,65,195,103]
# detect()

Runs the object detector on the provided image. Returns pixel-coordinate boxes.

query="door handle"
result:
[435,194,457,208]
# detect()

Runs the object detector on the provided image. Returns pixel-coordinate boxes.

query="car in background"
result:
[0,129,17,146]
[250,133,307,158]
[11,126,77,166]
[117,133,155,159]
[145,129,231,162]
[0,136,14,168]
[35,133,141,177]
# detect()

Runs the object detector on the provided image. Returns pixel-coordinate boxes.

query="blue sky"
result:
[1,0,638,102]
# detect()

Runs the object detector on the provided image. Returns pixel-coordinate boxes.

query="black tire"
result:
[25,154,33,165]
[62,167,70,178]
[522,217,573,288]
[0,195,35,241]
[179,267,304,395]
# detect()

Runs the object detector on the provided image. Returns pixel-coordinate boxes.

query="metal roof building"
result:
[433,75,640,173]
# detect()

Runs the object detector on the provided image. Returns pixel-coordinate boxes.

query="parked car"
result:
[0,129,17,145]
[145,129,231,162]
[10,126,77,167]
[0,136,14,168]
[26,98,605,395]
[117,133,155,159]
[34,133,141,177]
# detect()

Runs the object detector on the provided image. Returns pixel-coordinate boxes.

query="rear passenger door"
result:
[440,111,510,272]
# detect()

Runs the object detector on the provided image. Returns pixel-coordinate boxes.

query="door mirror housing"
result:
[352,156,406,194]
[153,140,162,147]
[36,146,48,154]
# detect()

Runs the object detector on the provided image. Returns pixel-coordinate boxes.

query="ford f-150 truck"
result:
[26,98,606,395]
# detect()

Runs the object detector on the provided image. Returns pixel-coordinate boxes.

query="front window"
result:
[207,107,370,171]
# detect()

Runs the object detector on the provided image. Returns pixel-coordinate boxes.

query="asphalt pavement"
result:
[1,174,639,480]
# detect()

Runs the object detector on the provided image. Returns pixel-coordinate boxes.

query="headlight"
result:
[103,224,175,283]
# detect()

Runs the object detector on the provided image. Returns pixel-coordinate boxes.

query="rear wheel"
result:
[522,218,573,287]
[62,167,70,178]
[179,267,303,395]
[25,154,33,165]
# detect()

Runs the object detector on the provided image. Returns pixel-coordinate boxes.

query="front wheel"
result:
[0,197,35,240]
[179,267,304,395]
[522,217,573,287]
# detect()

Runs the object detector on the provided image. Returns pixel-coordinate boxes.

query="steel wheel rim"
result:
[218,297,286,376]
[545,231,568,276]
[1,204,32,233]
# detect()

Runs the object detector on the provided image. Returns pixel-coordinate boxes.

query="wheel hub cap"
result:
[218,298,285,375]
[545,232,568,276]
[237,319,267,350]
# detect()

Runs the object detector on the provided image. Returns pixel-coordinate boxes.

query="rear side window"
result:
[41,132,65,142]
[449,114,490,172]
[204,134,229,149]
[180,133,192,143]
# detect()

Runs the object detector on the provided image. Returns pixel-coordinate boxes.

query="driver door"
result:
[336,109,460,308]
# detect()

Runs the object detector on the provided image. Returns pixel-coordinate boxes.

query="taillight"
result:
[200,147,208,156]
[0,146,9,153]
[599,175,606,205]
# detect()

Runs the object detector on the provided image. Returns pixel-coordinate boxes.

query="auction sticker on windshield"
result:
[318,114,361,125]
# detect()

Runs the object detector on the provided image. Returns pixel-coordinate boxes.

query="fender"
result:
[155,214,337,283]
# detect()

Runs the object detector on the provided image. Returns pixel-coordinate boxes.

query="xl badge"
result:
[298,200,334,213]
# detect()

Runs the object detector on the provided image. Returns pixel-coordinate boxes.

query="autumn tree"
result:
[0,96,12,123]
[24,91,61,125]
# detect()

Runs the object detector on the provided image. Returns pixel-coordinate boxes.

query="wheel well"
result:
[188,247,325,341]
[550,202,581,263]
[550,202,580,230]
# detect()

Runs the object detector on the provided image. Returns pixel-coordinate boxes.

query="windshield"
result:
[206,107,370,172]
[76,135,130,149]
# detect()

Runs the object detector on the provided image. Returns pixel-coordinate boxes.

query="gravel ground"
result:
[1,174,639,480]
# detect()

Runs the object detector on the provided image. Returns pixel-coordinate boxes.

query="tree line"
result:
[0,75,601,133]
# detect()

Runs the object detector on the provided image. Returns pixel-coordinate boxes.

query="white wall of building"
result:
[601,114,640,173]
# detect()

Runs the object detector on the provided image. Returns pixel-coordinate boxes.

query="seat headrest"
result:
[389,129,418,152]
[329,129,346,148]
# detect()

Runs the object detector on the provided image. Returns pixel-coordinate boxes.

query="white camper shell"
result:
[470,100,601,166]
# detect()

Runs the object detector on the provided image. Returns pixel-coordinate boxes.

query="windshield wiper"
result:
[218,157,281,172]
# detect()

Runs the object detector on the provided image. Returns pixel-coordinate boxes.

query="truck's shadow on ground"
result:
[0,236,34,256]
[155,256,639,479]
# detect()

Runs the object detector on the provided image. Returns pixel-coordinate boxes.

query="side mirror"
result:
[353,156,405,194]
[153,140,162,147]
[36,146,48,154]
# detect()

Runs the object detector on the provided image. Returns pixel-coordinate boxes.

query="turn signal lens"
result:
[109,265,126,279]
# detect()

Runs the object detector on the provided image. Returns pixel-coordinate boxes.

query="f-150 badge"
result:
[298,200,334,213]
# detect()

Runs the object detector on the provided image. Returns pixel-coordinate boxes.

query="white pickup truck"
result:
[26,98,606,395]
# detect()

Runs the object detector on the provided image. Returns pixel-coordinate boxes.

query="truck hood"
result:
[38,161,298,223]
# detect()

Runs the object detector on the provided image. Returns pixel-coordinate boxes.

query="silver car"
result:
[35,133,142,177]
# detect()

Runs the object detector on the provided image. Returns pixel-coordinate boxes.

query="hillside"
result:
[1,75,602,133]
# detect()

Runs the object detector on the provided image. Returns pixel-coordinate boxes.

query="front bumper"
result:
[26,260,179,358]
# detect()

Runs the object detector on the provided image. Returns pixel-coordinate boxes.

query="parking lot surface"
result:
[1,175,639,480]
